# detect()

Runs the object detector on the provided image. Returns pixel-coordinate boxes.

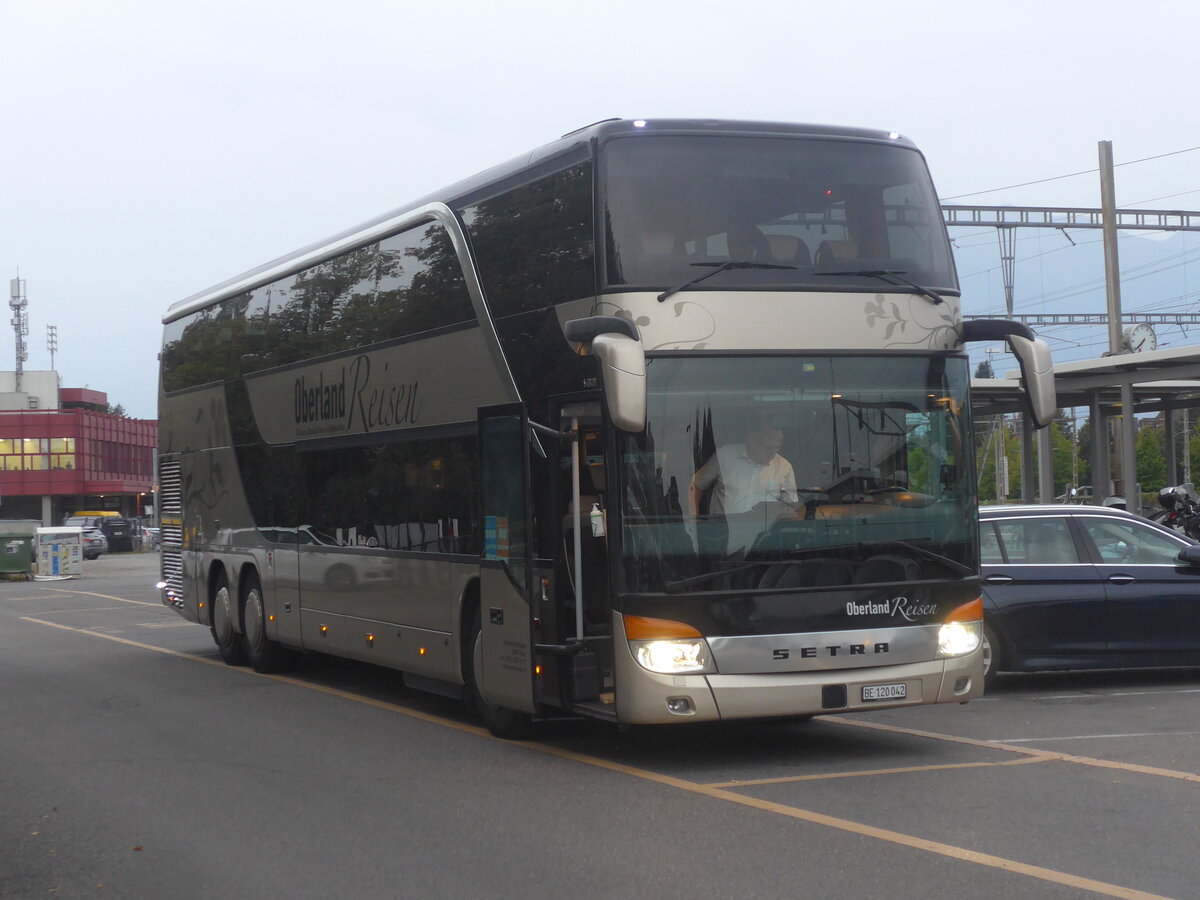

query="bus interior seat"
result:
[726,227,773,262]
[759,558,853,589]
[814,240,859,269]
[765,234,812,266]
[853,554,920,584]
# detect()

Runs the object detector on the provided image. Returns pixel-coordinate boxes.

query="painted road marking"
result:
[1031,689,1200,700]
[34,587,159,607]
[827,716,1200,784]
[707,756,1047,788]
[992,731,1200,744]
[16,614,1181,900]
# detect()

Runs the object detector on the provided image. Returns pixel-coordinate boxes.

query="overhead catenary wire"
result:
[940,144,1200,202]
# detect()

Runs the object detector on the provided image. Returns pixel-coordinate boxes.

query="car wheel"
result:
[241,571,291,674]
[466,606,532,740]
[982,622,1003,689]
[211,571,248,666]
[84,552,96,561]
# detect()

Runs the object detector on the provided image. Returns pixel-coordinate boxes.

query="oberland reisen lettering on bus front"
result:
[293,354,422,433]
[846,597,940,621]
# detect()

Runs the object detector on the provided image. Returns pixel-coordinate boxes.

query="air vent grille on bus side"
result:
[158,456,183,596]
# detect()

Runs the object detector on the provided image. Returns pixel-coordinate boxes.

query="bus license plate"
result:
[862,683,906,702]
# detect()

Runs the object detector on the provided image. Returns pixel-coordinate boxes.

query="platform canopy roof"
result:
[972,344,1200,418]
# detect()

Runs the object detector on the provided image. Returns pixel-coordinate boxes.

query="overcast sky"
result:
[3,0,1199,418]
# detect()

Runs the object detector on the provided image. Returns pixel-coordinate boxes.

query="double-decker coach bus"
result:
[159,118,1054,736]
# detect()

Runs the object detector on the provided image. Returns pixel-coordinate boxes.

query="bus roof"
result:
[163,118,920,324]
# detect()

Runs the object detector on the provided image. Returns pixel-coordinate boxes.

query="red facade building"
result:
[0,386,157,524]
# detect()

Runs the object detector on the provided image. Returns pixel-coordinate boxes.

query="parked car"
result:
[979,504,1200,685]
[65,515,134,552]
[143,526,160,550]
[82,528,108,560]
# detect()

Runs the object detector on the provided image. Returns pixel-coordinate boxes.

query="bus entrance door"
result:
[556,399,613,710]
[477,405,537,715]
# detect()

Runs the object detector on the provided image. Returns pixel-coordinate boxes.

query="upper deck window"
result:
[602,135,956,295]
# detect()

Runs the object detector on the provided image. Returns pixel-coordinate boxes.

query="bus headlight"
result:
[937,597,983,657]
[938,620,982,657]
[624,615,715,675]
[631,638,712,674]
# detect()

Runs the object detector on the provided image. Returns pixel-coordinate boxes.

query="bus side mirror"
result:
[592,333,646,432]
[1008,334,1055,429]
[563,316,647,433]
[963,319,1056,429]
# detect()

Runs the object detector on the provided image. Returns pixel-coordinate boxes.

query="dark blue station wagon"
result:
[979,504,1200,685]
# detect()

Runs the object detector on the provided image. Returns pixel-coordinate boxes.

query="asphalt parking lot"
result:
[3,553,1198,899]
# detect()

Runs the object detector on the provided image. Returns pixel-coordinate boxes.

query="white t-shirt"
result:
[693,443,798,515]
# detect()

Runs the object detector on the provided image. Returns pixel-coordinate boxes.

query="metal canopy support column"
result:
[1037,424,1054,502]
[1091,393,1111,498]
[1120,383,1139,512]
[1164,406,1179,486]
[1020,414,1034,502]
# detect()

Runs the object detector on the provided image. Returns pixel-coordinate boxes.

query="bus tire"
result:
[467,606,532,740]
[211,569,248,666]
[982,622,1003,689]
[241,571,290,674]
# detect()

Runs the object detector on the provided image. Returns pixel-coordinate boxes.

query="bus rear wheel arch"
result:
[240,568,291,674]
[210,567,248,666]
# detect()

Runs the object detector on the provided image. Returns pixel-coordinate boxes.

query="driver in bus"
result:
[688,411,798,556]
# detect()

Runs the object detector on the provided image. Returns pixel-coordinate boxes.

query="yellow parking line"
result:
[707,756,1047,788]
[35,587,159,607]
[827,716,1200,784]
[16,616,1178,900]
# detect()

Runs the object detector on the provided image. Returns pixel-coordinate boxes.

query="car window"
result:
[980,522,1004,563]
[1079,517,1186,564]
[992,517,1079,564]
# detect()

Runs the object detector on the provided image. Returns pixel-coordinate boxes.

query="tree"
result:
[973,358,995,379]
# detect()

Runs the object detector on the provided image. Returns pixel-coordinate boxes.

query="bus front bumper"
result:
[613,647,983,725]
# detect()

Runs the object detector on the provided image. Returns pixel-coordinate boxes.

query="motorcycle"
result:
[1151,484,1200,540]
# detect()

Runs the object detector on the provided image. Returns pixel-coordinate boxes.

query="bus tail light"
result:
[624,615,714,675]
[937,597,983,657]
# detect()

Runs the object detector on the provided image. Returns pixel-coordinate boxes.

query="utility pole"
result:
[1099,141,1140,512]
[9,274,28,393]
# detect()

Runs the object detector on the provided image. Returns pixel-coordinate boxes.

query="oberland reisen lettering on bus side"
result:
[293,354,422,433]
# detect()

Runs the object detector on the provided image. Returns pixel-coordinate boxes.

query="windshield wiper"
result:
[657,260,797,303]
[817,268,943,306]
[662,561,778,593]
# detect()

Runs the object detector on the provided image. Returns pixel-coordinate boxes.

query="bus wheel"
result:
[467,607,532,740]
[211,571,248,666]
[242,572,290,674]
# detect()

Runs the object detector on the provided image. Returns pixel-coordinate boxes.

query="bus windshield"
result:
[617,355,976,594]
[603,135,956,294]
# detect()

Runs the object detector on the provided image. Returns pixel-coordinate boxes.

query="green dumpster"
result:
[0,520,40,576]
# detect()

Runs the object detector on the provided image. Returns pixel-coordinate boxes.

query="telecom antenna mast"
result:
[9,275,29,393]
[47,324,58,371]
